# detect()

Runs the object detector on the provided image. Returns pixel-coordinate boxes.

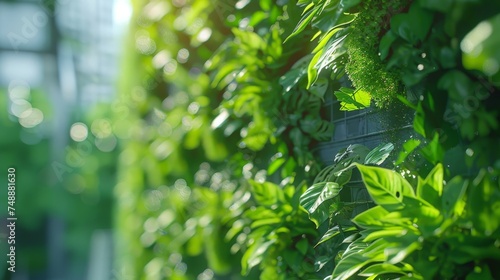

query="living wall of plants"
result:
[110,0,500,279]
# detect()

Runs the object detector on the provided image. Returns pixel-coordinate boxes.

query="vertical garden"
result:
[107,0,500,279]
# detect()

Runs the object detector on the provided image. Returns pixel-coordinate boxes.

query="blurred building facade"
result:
[0,0,127,279]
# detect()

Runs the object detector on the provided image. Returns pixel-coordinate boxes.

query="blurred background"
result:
[0,0,131,279]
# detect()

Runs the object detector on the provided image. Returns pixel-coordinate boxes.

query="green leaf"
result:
[334,87,371,111]
[468,170,500,235]
[379,30,397,60]
[249,180,284,206]
[400,196,441,236]
[268,158,286,175]
[413,101,427,138]
[259,0,271,11]
[300,116,334,141]
[385,238,421,264]
[309,77,329,98]
[352,206,389,229]
[285,6,320,43]
[314,161,354,185]
[250,217,282,229]
[332,240,383,280]
[315,32,348,80]
[465,265,494,280]
[417,163,443,209]
[334,144,371,163]
[315,226,358,247]
[309,20,352,88]
[245,207,279,222]
[419,132,444,165]
[279,55,310,92]
[364,143,394,165]
[397,94,417,110]
[311,4,354,33]
[402,196,440,219]
[241,239,275,275]
[296,238,309,256]
[363,227,408,242]
[390,3,433,44]
[419,0,452,12]
[284,250,304,274]
[395,139,421,165]
[437,70,474,101]
[202,127,229,161]
[300,182,342,227]
[315,255,333,272]
[307,48,322,88]
[359,263,406,278]
[204,224,232,273]
[340,0,362,10]
[303,183,341,214]
[312,27,345,54]
[242,119,272,151]
[355,164,415,211]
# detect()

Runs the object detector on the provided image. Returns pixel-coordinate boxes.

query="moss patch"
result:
[345,0,411,107]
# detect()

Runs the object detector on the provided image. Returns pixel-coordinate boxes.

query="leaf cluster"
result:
[333,163,500,280]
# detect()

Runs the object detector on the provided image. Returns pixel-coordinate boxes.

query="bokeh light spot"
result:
[19,108,44,128]
[70,122,89,142]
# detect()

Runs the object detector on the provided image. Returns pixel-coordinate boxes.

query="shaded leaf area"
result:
[298,143,394,278]
[382,0,500,168]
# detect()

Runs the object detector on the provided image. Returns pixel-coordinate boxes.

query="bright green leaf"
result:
[352,206,390,229]
[355,164,415,211]
[395,139,421,165]
[334,87,371,111]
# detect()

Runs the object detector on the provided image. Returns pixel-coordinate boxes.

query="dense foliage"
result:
[103,0,500,279]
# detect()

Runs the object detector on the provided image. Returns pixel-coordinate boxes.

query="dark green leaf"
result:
[296,238,309,255]
[419,133,445,164]
[442,176,468,218]
[340,0,362,10]
[417,163,443,208]
[309,77,329,98]
[379,30,397,60]
[390,3,433,44]
[285,6,320,43]
[468,170,500,235]
[315,255,333,272]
